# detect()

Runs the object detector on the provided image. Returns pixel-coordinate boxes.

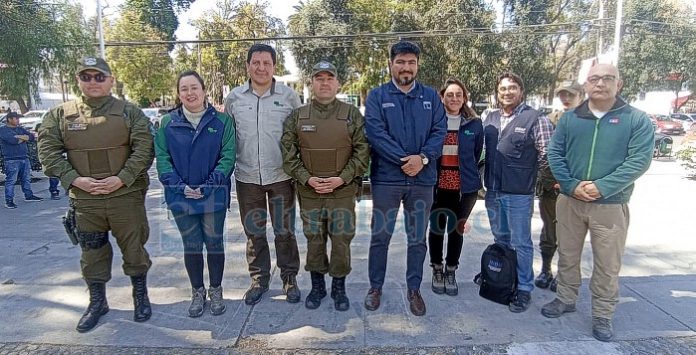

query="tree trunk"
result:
[15,97,29,113]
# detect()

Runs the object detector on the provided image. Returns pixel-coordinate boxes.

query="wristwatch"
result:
[419,153,429,165]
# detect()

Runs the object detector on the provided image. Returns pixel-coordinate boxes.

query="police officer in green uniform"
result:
[38,57,155,332]
[281,61,370,311]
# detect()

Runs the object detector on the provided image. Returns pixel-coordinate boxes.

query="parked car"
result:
[142,107,169,130]
[650,114,684,135]
[19,110,48,132]
[670,113,696,131]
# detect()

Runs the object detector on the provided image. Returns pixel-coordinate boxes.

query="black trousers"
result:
[428,189,478,267]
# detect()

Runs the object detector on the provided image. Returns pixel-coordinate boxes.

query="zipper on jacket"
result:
[586,118,601,180]
[256,96,262,184]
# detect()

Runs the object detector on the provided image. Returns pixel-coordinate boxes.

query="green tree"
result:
[124,0,195,49]
[105,9,173,106]
[193,0,286,104]
[0,0,92,112]
[288,0,353,83]
[620,0,696,103]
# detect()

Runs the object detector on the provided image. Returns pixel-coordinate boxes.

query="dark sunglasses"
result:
[78,73,110,83]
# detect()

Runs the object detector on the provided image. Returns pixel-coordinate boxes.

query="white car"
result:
[20,110,48,132]
[142,108,169,129]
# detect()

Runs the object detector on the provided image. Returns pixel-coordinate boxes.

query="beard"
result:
[397,73,415,86]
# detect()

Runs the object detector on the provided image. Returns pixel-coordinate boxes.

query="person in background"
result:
[1,111,44,209]
[428,77,483,296]
[156,70,236,317]
[534,81,584,292]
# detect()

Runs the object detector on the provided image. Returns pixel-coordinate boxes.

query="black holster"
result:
[63,200,79,245]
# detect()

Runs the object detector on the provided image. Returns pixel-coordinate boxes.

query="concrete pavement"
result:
[0,158,694,354]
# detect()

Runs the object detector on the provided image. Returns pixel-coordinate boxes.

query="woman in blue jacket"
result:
[155,70,236,317]
[428,77,484,296]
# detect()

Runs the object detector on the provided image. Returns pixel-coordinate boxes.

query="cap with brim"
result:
[555,81,583,96]
[77,57,112,75]
[6,112,23,119]
[311,61,337,78]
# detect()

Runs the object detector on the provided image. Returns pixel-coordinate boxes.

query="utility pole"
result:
[597,0,604,56]
[197,30,202,73]
[97,0,106,58]
[612,0,624,66]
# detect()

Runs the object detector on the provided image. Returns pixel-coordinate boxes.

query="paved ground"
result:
[0,150,695,354]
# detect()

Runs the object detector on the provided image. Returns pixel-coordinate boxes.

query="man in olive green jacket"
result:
[281,61,369,311]
[38,57,154,333]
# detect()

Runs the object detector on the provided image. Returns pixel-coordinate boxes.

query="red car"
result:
[650,115,684,135]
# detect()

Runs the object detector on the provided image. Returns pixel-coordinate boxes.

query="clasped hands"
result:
[573,180,601,202]
[72,176,124,195]
[400,154,424,177]
[308,177,344,194]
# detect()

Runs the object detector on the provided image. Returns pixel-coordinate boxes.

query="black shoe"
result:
[244,282,269,305]
[509,291,532,313]
[5,201,17,209]
[283,275,301,303]
[535,270,554,289]
[50,192,61,200]
[76,282,109,333]
[331,277,350,311]
[431,264,445,294]
[549,277,558,292]
[131,274,152,322]
[305,272,327,310]
[24,195,43,202]
[444,265,458,296]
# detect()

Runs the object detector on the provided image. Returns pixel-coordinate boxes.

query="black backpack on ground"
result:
[474,243,518,305]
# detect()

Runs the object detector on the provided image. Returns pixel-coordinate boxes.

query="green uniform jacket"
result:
[281,99,370,199]
[38,96,155,199]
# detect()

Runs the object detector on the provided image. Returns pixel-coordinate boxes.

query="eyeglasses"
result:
[587,75,616,85]
[498,85,520,93]
[78,73,110,83]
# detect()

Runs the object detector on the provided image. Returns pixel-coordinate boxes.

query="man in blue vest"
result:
[483,72,554,313]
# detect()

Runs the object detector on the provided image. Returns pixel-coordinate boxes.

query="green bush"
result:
[676,146,696,178]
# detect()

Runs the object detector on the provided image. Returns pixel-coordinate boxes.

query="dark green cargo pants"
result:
[73,190,152,283]
[299,196,356,278]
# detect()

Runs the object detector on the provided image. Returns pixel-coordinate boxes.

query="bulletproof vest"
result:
[297,102,352,178]
[62,99,130,179]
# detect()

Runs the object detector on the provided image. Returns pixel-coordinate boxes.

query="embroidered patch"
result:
[274,101,285,107]
[463,130,475,136]
[514,127,526,134]
[609,117,620,124]
[423,101,432,110]
[382,103,395,108]
[208,127,218,133]
[84,57,97,65]
[301,125,317,132]
[67,123,88,131]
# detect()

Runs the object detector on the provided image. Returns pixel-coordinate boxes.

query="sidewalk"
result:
[0,162,694,354]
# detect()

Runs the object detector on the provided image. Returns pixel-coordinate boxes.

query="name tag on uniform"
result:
[301,125,317,132]
[514,127,526,134]
[67,123,88,131]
